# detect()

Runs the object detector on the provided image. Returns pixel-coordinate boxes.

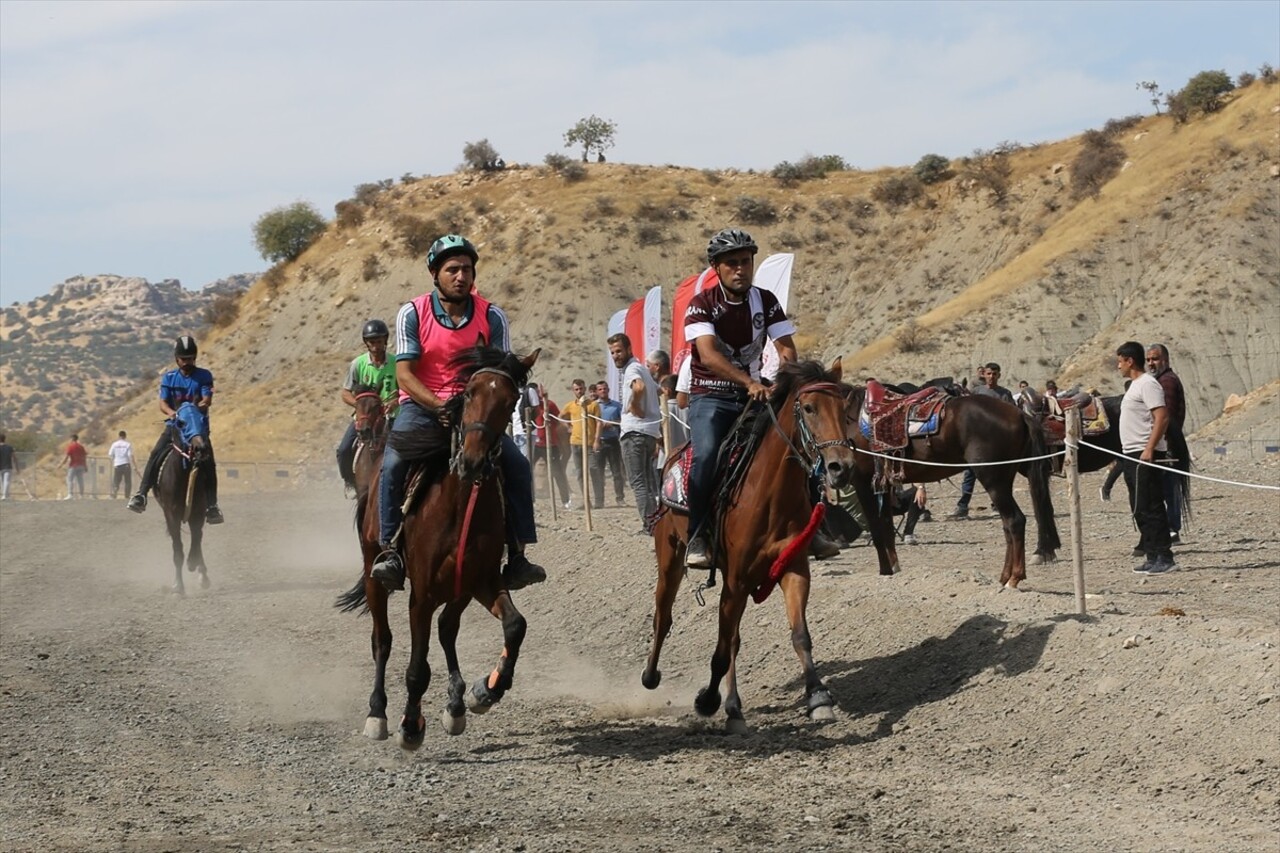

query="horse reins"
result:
[767,381,849,470]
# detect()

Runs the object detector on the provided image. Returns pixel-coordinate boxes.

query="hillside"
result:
[0,274,254,447]
[23,83,1280,464]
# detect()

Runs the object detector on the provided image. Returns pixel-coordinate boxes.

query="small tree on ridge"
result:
[564,115,617,162]
[252,202,326,264]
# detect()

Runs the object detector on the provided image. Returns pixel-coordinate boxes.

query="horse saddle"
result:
[659,443,693,512]
[859,379,948,452]
[1042,392,1110,444]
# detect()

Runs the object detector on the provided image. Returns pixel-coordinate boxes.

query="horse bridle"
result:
[770,381,850,469]
[451,367,519,471]
[353,391,385,439]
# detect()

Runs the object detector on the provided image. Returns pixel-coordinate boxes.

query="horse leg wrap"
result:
[807,686,835,713]
[467,677,500,714]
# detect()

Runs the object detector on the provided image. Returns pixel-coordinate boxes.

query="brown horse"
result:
[350,386,389,499]
[845,387,1060,588]
[336,346,538,749]
[153,401,210,596]
[644,359,857,732]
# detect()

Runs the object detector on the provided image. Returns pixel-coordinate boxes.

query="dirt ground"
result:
[2,459,1277,853]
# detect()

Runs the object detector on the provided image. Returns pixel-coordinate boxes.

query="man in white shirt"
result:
[107,430,137,500]
[608,332,662,527]
[1116,340,1175,574]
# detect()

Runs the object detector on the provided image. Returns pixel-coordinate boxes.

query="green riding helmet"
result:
[426,235,479,272]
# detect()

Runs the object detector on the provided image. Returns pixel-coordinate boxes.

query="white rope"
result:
[1073,438,1280,491]
[851,446,1064,467]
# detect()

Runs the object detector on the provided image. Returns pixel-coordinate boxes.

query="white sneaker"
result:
[63,495,72,501]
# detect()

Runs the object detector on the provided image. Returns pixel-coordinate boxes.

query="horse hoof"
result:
[641,669,662,690]
[1002,582,1023,593]
[441,709,466,736]
[467,679,496,715]
[725,717,749,735]
[170,584,185,597]
[810,705,837,722]
[396,718,425,751]
[694,687,721,718]
[199,572,210,590]
[363,717,389,740]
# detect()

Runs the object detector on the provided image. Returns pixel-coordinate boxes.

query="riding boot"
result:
[372,545,405,591]
[204,455,223,524]
[503,544,546,590]
[129,444,166,512]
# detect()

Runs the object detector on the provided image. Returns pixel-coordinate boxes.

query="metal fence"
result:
[2,452,340,501]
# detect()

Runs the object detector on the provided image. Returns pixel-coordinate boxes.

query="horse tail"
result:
[1022,410,1062,557]
[334,575,368,614]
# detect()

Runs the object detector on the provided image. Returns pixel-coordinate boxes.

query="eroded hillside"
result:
[30,84,1280,463]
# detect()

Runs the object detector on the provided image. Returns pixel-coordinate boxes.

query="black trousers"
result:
[1121,451,1171,561]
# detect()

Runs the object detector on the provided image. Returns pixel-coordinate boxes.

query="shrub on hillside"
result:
[544,152,587,182]
[462,138,503,172]
[958,147,1013,203]
[1101,114,1143,137]
[361,254,383,282]
[252,202,327,263]
[1167,70,1234,122]
[912,154,951,184]
[1260,63,1277,84]
[771,154,847,186]
[203,292,241,329]
[735,195,778,225]
[353,181,392,206]
[392,213,442,258]
[1236,71,1256,88]
[1070,130,1126,200]
[334,200,365,230]
[872,174,924,209]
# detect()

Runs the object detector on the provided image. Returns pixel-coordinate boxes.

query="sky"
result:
[1,0,1277,306]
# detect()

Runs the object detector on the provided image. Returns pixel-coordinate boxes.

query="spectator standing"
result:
[560,379,602,510]
[107,430,137,499]
[592,381,627,508]
[896,484,929,545]
[1116,340,1175,574]
[948,363,1015,519]
[609,333,663,526]
[1147,343,1188,543]
[62,433,87,500]
[659,374,690,450]
[0,433,17,500]
[646,349,671,384]
[529,385,573,505]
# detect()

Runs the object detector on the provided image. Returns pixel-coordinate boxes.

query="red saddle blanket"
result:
[859,381,949,452]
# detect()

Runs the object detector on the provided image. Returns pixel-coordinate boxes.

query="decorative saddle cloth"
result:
[858,380,949,452]
[1041,393,1110,445]
[659,443,694,512]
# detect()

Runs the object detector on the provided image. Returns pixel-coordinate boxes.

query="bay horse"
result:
[154,401,211,595]
[336,346,539,749]
[350,385,390,499]
[644,359,857,732]
[845,387,1060,589]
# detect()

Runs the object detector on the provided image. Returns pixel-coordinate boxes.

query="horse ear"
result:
[520,348,541,370]
[828,356,843,382]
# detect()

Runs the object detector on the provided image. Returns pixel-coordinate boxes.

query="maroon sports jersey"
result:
[683,284,795,399]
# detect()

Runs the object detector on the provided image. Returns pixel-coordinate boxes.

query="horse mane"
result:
[387,345,530,464]
[351,382,379,397]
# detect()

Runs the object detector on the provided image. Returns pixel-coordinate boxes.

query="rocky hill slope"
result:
[0,274,254,446]
[16,84,1280,463]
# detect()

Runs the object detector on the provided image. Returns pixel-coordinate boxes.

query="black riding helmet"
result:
[174,335,198,359]
[706,228,758,265]
[426,234,479,272]
[361,319,389,340]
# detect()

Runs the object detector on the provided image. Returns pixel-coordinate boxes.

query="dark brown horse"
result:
[644,359,857,732]
[336,346,538,749]
[350,386,390,499]
[154,401,210,596]
[846,387,1060,589]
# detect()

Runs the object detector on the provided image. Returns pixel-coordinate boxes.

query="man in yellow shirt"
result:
[559,378,601,510]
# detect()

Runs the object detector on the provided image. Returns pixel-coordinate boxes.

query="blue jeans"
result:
[956,468,976,509]
[686,394,745,540]
[621,432,659,521]
[336,421,357,485]
[378,401,537,548]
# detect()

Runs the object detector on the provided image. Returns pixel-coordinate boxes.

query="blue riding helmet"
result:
[427,235,479,272]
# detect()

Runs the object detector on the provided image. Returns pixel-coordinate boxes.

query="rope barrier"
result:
[1072,438,1280,491]
[850,446,1065,467]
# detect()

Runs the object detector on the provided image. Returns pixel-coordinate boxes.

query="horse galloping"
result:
[350,386,390,499]
[336,346,538,749]
[644,359,857,732]
[154,401,212,595]
[846,387,1060,588]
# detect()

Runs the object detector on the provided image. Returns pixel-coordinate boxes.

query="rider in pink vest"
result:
[371,235,545,592]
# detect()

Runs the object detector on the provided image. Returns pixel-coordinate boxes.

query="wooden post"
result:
[1066,406,1086,615]
[580,404,593,531]
[543,409,558,521]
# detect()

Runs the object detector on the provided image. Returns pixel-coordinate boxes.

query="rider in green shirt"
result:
[337,319,398,494]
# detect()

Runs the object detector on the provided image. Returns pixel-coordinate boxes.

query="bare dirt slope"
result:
[1,458,1277,852]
